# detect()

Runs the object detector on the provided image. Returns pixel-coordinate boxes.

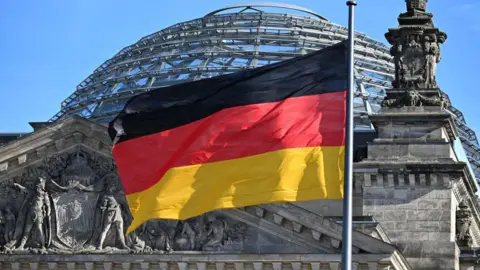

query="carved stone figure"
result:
[127,229,151,253]
[0,211,6,246]
[391,43,404,89]
[193,215,208,249]
[456,201,473,247]
[173,221,196,250]
[0,150,250,254]
[96,189,128,250]
[381,89,449,108]
[203,215,227,251]
[7,177,53,250]
[144,221,171,251]
[423,36,440,89]
[3,206,16,244]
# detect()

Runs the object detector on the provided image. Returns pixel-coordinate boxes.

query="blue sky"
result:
[1,0,479,135]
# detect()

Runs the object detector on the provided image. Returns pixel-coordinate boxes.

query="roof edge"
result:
[205,2,329,21]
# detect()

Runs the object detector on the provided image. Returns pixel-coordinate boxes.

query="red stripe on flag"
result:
[113,91,346,195]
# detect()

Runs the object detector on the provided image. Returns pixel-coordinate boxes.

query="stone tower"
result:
[356,1,479,269]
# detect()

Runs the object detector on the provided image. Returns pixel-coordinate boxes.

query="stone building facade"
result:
[0,1,479,269]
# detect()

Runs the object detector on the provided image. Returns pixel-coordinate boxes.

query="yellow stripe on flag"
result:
[126,146,345,233]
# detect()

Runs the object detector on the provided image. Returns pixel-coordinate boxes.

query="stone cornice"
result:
[355,156,480,247]
[355,222,392,244]
[257,203,399,254]
[0,116,110,158]
[369,107,459,142]
[222,207,335,253]
[355,160,467,172]
[220,202,403,256]
[355,160,478,198]
[0,253,411,270]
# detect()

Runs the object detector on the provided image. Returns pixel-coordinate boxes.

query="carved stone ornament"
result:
[128,213,248,253]
[388,33,444,91]
[381,89,450,108]
[406,0,428,13]
[0,150,247,254]
[382,1,448,108]
[456,201,473,248]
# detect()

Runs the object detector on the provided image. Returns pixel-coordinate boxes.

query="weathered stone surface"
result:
[382,0,447,109]
[396,242,457,259]
[417,199,450,209]
[416,221,442,232]
[406,210,450,221]
[384,211,407,221]
[352,1,480,268]
[368,143,453,160]
[395,222,417,232]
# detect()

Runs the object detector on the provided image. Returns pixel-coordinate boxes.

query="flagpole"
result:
[341,1,356,270]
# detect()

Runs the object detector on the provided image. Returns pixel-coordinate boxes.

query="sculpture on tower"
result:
[406,0,427,13]
[382,0,448,108]
[456,201,473,248]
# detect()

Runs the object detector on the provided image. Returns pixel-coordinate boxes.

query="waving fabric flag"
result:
[109,42,348,233]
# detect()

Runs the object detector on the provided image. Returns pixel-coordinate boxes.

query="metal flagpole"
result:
[341,1,357,270]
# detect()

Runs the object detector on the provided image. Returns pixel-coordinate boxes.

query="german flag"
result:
[109,42,347,233]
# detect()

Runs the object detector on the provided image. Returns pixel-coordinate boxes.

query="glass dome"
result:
[49,3,393,130]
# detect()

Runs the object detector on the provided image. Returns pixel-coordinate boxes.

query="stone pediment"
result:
[0,116,112,177]
[0,117,401,259]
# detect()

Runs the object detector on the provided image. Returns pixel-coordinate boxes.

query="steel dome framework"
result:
[49,3,393,129]
[48,3,480,181]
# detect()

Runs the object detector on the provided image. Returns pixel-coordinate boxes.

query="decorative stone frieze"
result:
[382,0,448,108]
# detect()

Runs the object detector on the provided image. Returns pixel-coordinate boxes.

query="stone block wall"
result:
[294,195,363,217]
[364,187,452,242]
[359,171,459,269]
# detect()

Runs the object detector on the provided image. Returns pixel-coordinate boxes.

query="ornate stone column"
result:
[382,0,447,108]
[355,1,476,269]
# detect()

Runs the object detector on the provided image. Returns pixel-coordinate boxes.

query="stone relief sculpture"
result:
[9,177,53,250]
[381,0,448,108]
[95,187,129,250]
[2,205,16,244]
[126,229,149,253]
[0,205,16,247]
[456,201,473,247]
[173,221,196,250]
[5,175,75,251]
[127,213,247,253]
[143,221,172,251]
[0,150,247,254]
[382,33,447,108]
[423,36,440,89]
[203,214,227,251]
